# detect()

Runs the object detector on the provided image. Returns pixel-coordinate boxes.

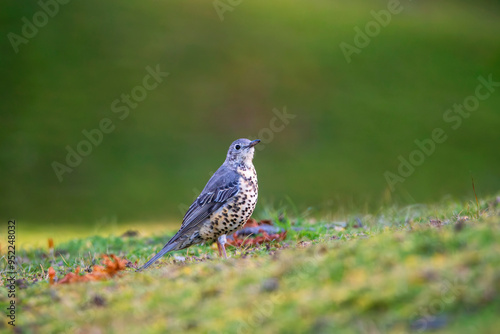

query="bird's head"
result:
[225,138,261,167]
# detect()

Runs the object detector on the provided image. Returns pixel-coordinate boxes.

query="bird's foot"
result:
[217,234,228,259]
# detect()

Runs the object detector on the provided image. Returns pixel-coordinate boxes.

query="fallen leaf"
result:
[50,254,129,285]
[228,230,287,247]
[48,267,56,285]
[48,238,54,257]
[242,218,259,228]
[226,218,288,248]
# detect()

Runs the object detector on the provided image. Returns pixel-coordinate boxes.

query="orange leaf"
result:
[242,218,259,228]
[228,219,287,247]
[52,254,129,285]
[48,267,56,285]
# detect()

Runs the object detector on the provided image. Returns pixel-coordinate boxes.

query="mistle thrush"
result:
[138,138,260,270]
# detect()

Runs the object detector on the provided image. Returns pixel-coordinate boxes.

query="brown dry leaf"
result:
[50,254,129,285]
[242,218,259,228]
[260,219,273,226]
[48,267,56,285]
[48,238,55,257]
[228,219,287,247]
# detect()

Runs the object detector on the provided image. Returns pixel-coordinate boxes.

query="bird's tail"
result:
[136,242,178,271]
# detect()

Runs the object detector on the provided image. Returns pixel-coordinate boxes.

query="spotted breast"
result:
[199,164,258,241]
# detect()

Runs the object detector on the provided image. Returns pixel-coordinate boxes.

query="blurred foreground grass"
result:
[1,195,500,333]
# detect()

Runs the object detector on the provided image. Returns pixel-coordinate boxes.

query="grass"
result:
[1,195,500,333]
[13,220,180,249]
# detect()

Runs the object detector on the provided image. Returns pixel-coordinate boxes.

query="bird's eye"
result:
[235,144,241,150]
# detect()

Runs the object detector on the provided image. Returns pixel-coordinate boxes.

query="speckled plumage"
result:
[138,138,260,270]
[199,163,258,240]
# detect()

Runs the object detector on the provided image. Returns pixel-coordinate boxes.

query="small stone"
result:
[90,295,106,307]
[174,255,186,263]
[261,278,279,292]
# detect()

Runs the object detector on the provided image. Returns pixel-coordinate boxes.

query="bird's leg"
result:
[217,241,223,257]
[217,234,228,259]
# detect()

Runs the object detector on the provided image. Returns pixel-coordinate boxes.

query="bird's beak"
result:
[247,139,261,148]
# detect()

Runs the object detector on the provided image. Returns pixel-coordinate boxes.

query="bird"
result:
[137,138,261,271]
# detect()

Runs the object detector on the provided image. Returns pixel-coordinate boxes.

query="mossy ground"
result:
[1,196,500,333]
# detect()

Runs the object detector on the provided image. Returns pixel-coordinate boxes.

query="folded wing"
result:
[167,167,240,246]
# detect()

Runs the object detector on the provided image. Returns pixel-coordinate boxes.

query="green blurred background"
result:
[1,0,499,225]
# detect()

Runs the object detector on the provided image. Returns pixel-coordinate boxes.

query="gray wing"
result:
[136,165,240,271]
[167,165,240,244]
